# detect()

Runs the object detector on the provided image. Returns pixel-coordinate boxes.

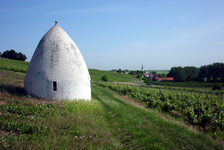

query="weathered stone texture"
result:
[24,23,91,100]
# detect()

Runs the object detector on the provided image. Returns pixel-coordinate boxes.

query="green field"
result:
[0,58,135,83]
[146,70,169,74]
[89,69,135,82]
[98,82,224,139]
[0,57,29,73]
[0,58,223,149]
[148,80,224,89]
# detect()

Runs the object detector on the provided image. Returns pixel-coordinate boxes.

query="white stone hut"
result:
[24,22,91,100]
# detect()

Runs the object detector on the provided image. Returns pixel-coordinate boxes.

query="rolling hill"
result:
[0,58,135,83]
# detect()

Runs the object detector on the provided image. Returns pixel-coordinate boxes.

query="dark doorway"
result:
[53,81,57,91]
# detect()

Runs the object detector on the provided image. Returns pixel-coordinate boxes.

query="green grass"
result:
[0,58,223,149]
[146,70,170,74]
[0,99,120,149]
[89,69,135,82]
[0,58,135,82]
[93,84,223,149]
[0,70,121,149]
[148,80,224,89]
[0,69,223,149]
[0,57,29,73]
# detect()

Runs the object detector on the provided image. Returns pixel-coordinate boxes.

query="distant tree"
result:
[167,67,185,82]
[199,63,224,82]
[167,63,224,82]
[136,70,144,74]
[2,49,27,61]
[136,72,144,78]
[158,73,166,78]
[17,52,27,61]
[167,66,199,82]
[198,65,209,82]
[0,52,2,57]
[124,69,128,73]
[151,71,157,76]
[129,71,136,75]
[143,77,151,84]
[212,83,222,90]
[212,63,224,82]
[101,75,108,82]
[117,69,122,73]
[183,66,199,81]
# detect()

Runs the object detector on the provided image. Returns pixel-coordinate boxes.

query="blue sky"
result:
[0,0,224,70]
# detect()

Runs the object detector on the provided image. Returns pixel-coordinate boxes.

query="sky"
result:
[0,0,224,70]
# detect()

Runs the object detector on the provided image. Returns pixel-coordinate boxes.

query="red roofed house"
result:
[143,73,150,78]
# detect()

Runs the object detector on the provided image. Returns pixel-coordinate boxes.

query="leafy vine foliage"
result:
[97,82,224,138]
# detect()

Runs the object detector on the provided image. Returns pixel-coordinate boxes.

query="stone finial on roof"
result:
[55,21,58,25]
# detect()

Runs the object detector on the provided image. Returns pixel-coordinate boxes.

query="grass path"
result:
[92,83,223,150]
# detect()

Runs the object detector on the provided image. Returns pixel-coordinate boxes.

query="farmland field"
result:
[0,58,135,83]
[146,70,169,74]
[0,58,224,149]
[148,80,224,89]
[97,82,224,139]
[89,69,135,82]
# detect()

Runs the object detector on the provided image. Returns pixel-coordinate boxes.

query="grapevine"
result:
[97,82,224,138]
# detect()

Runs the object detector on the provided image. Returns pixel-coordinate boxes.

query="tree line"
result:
[199,63,224,82]
[0,49,27,61]
[167,63,224,82]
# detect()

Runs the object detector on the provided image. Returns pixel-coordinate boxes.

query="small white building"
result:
[24,22,91,100]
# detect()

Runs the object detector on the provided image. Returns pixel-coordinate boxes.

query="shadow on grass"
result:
[0,84,26,96]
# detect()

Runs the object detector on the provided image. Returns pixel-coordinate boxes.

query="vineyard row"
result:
[96,82,224,138]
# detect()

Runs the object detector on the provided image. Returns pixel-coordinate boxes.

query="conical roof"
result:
[24,22,91,100]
